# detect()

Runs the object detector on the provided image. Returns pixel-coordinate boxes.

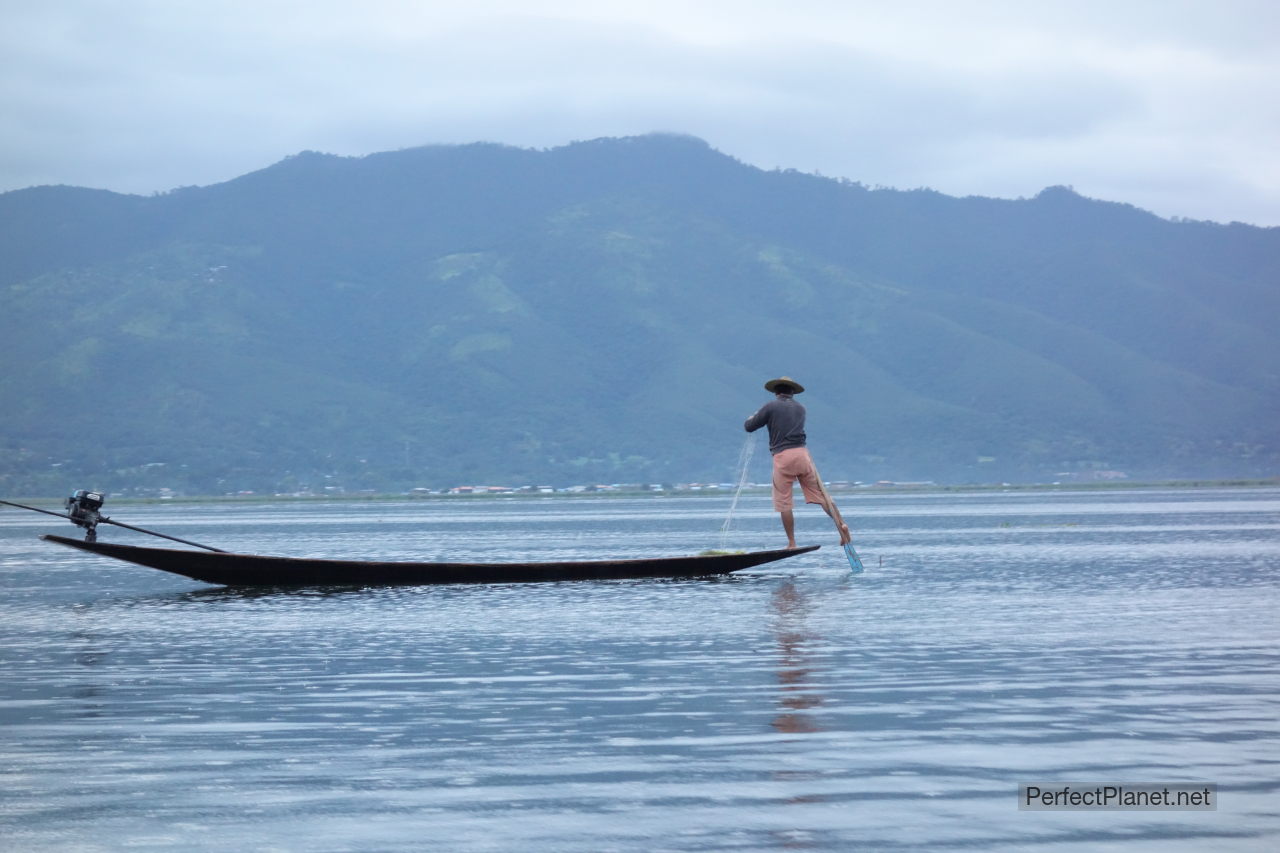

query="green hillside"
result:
[2,135,1277,495]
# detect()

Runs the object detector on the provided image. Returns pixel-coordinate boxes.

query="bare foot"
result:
[838,523,851,545]
[786,540,799,549]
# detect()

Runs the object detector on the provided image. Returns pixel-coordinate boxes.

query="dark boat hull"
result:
[41,534,820,587]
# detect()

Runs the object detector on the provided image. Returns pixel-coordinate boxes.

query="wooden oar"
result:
[809,466,864,572]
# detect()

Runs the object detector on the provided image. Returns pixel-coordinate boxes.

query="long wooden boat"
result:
[41,534,820,587]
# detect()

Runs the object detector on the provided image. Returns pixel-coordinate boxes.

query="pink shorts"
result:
[772,447,825,512]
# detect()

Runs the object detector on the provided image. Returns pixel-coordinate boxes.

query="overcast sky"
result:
[3,0,1278,225]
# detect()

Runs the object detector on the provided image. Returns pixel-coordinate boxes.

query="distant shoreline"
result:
[7,478,1276,507]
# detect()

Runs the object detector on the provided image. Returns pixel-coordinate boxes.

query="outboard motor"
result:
[65,490,105,542]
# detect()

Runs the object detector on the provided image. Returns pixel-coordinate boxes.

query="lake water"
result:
[2,487,1277,851]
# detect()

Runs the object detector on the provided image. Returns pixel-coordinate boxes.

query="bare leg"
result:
[780,510,797,549]
[797,457,851,545]
[818,499,852,544]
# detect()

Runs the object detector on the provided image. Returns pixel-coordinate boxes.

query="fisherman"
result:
[744,376,852,550]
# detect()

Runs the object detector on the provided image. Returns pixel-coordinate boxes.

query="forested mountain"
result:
[2,134,1277,495]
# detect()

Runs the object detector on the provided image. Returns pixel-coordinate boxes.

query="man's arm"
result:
[744,402,772,433]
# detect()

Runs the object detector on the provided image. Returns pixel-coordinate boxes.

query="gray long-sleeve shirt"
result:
[744,395,807,454]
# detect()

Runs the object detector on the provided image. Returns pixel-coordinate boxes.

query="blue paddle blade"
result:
[843,542,864,573]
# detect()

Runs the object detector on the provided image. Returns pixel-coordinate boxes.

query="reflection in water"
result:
[771,580,825,736]
[769,581,829,849]
[68,619,108,718]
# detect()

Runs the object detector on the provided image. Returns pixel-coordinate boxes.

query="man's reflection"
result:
[771,580,824,734]
[768,579,829,848]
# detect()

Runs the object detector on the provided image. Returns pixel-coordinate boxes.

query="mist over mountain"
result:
[2,134,1277,496]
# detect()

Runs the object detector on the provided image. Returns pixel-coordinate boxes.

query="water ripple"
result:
[1,488,1277,850]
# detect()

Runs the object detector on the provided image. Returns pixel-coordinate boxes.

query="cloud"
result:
[1,0,1277,225]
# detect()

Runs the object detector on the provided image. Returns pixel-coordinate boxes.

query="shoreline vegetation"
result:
[5,137,1276,501]
[5,478,1276,507]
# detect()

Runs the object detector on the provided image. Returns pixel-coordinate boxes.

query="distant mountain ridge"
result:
[2,134,1277,495]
